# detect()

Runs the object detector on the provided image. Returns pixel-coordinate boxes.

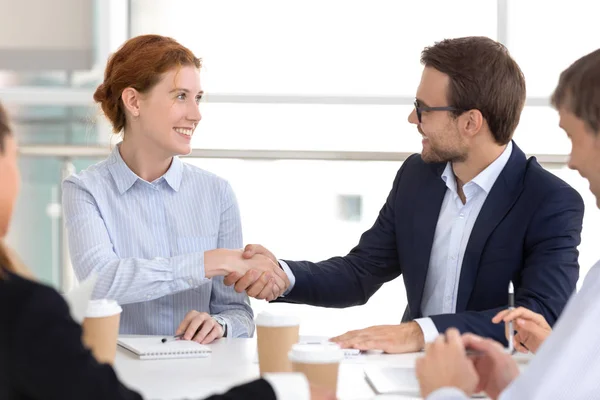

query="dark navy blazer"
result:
[280,142,584,344]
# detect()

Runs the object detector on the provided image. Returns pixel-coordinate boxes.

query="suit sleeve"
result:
[12,285,143,400]
[429,185,584,344]
[279,157,417,308]
[204,379,277,400]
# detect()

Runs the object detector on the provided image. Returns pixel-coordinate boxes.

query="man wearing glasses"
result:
[415,47,600,400]
[230,36,584,354]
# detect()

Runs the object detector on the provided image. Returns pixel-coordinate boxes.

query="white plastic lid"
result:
[85,299,122,318]
[288,343,345,364]
[255,310,300,327]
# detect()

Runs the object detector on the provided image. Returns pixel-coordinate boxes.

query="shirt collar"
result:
[441,141,513,195]
[162,156,183,192]
[471,141,513,194]
[107,144,183,194]
[107,144,138,194]
[441,162,458,193]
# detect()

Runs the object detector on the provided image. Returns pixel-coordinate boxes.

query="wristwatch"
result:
[214,317,227,337]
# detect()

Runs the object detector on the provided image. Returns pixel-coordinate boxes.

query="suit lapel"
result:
[409,162,447,316]
[455,142,527,311]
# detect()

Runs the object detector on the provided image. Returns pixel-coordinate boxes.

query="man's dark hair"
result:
[421,36,526,145]
[552,48,600,135]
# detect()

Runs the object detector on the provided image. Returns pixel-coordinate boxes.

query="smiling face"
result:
[407,67,468,163]
[130,65,203,156]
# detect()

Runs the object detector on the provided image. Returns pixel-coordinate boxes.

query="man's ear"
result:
[462,109,484,138]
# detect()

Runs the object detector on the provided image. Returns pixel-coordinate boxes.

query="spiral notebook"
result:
[118,336,212,360]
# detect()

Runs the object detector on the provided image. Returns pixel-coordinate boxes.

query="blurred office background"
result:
[2,0,599,336]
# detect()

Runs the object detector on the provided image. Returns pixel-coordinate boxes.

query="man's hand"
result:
[223,244,290,301]
[242,244,278,265]
[462,334,520,400]
[176,311,224,344]
[330,322,425,353]
[492,307,552,353]
[310,384,337,400]
[415,328,479,398]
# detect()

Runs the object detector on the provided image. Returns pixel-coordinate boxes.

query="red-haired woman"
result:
[62,35,288,344]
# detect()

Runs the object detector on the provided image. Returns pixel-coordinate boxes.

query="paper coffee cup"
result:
[289,343,344,392]
[256,311,300,374]
[81,299,122,365]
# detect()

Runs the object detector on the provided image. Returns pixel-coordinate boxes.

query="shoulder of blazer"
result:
[523,155,578,196]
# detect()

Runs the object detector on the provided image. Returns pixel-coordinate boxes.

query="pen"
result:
[161,334,183,343]
[507,281,515,354]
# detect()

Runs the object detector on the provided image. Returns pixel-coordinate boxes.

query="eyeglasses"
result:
[414,99,463,124]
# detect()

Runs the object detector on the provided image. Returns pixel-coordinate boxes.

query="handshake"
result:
[204,244,290,302]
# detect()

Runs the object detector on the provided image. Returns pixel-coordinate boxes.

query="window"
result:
[5,1,599,336]
[507,0,600,97]
[132,0,497,95]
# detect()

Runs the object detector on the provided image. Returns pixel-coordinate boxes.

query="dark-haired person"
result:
[415,47,600,400]
[0,101,335,400]
[62,34,289,344]
[231,36,584,353]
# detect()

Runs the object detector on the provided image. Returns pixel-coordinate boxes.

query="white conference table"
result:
[114,335,427,400]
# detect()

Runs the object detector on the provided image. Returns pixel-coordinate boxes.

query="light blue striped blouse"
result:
[62,144,254,337]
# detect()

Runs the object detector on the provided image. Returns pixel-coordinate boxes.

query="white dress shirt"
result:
[427,259,600,400]
[281,142,513,344]
[415,142,513,342]
[62,144,254,337]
